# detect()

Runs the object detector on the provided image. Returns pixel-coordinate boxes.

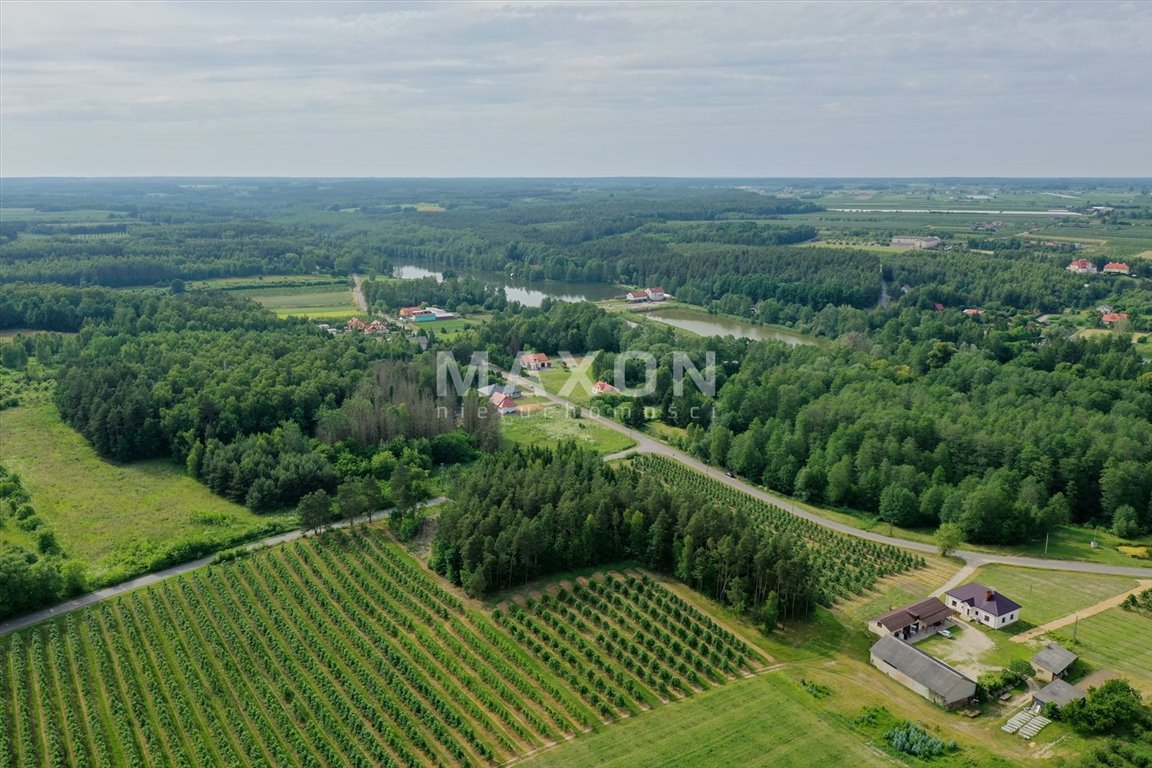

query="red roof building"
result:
[592,380,618,394]
[1101,312,1129,324]
[519,352,552,370]
[489,393,518,413]
[345,317,367,331]
[1102,262,1131,275]
[1065,259,1097,274]
[962,308,985,316]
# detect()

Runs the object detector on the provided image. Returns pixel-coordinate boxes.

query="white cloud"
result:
[1,0,1149,176]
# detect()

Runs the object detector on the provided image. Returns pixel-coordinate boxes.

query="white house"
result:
[626,290,649,303]
[519,353,552,371]
[944,583,1021,629]
[646,286,666,302]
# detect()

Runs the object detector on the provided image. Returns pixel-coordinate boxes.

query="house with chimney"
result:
[944,583,1021,629]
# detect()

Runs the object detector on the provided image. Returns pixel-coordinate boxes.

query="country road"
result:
[8,367,1150,637]
[504,367,1152,580]
[351,273,368,312]
[0,498,446,637]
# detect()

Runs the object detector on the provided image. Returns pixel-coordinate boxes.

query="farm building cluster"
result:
[399,306,456,322]
[626,287,667,303]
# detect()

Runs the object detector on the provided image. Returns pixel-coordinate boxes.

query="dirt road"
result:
[1010,579,1152,643]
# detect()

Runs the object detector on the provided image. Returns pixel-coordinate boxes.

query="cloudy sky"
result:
[2,0,1149,177]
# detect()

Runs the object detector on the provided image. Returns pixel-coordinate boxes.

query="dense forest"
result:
[431,443,818,621]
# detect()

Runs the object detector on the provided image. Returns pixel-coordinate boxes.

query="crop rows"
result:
[493,571,761,722]
[0,528,759,767]
[631,454,925,604]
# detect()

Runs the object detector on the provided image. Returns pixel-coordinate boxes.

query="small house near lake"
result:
[1031,643,1077,683]
[944,583,1021,629]
[869,597,952,641]
[869,635,977,710]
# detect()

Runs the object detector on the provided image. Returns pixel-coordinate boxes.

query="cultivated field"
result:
[1049,607,1152,695]
[0,398,289,586]
[521,673,889,768]
[0,530,760,767]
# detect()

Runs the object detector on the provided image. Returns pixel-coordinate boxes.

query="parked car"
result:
[938,629,953,639]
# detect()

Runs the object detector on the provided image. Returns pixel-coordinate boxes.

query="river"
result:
[643,307,818,346]
[392,264,621,307]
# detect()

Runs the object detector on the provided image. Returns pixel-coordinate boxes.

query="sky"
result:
[2,0,1150,178]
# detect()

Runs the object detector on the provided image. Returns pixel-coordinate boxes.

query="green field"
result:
[521,673,889,768]
[0,398,290,585]
[0,532,760,767]
[970,564,1140,627]
[1049,608,1152,695]
[534,357,598,407]
[501,405,636,455]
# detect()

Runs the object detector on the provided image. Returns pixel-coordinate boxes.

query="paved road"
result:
[505,367,1152,580]
[0,498,446,636]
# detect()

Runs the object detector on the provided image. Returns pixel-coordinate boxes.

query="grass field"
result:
[969,564,1140,627]
[534,357,598,408]
[0,397,291,585]
[501,405,635,455]
[521,673,889,768]
[1049,607,1152,695]
[0,533,760,767]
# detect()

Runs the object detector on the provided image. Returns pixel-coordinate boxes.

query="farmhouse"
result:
[626,290,650,303]
[646,287,667,302]
[520,352,552,371]
[1031,643,1077,683]
[478,384,521,399]
[592,380,618,395]
[489,393,518,414]
[346,317,367,331]
[869,635,977,709]
[869,597,952,641]
[1031,679,1085,713]
[1101,312,1129,324]
[944,584,1021,629]
[1102,262,1130,275]
[891,236,942,250]
[1066,259,1098,274]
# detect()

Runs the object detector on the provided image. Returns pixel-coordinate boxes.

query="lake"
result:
[392,264,621,307]
[644,307,818,346]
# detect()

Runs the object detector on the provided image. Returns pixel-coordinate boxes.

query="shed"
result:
[1031,643,1077,682]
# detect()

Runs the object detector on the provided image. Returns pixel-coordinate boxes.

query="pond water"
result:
[644,307,817,346]
[392,264,621,307]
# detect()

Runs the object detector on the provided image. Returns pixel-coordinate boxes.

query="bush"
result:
[885,721,957,759]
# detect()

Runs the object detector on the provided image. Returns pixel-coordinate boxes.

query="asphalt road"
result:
[505,367,1152,580]
[0,498,446,636]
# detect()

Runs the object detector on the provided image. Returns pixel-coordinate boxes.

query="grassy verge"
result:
[1049,608,1152,695]
[0,397,293,585]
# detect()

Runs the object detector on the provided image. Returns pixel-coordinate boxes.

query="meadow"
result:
[968,564,1140,627]
[501,405,635,455]
[0,531,760,767]
[1049,608,1152,695]
[0,397,291,586]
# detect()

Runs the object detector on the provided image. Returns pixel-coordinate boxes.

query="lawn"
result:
[0,397,292,585]
[244,288,359,316]
[501,404,635,455]
[1048,607,1152,695]
[969,564,1140,627]
[520,673,891,768]
[835,554,961,628]
[534,356,599,408]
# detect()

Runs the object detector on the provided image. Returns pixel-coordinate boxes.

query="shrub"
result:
[885,721,958,759]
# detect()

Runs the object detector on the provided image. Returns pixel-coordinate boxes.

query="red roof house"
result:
[1103,262,1131,275]
[592,380,618,394]
[962,308,985,316]
[345,317,367,331]
[626,290,649,303]
[1101,312,1129,324]
[1065,259,1097,274]
[489,393,518,414]
[519,352,552,371]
